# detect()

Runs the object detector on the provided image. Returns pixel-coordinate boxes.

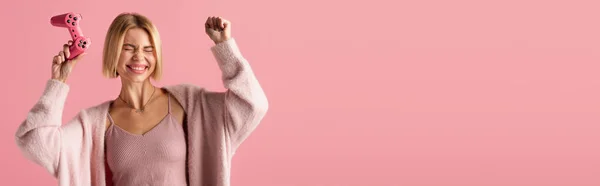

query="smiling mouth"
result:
[126,64,149,74]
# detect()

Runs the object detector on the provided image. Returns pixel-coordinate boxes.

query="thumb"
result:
[223,21,230,29]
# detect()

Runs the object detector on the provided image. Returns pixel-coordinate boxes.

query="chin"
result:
[126,75,151,82]
[119,73,151,83]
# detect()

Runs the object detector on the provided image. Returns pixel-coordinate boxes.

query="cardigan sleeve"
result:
[207,38,269,152]
[14,79,87,177]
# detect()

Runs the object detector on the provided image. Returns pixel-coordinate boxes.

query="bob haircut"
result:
[102,12,162,80]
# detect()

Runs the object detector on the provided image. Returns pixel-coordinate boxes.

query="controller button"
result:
[83,41,87,45]
[67,20,70,23]
[72,29,75,32]
[69,14,72,18]
[82,45,86,48]
[74,17,78,21]
[72,22,76,26]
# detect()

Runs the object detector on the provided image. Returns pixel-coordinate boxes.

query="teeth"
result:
[129,66,146,71]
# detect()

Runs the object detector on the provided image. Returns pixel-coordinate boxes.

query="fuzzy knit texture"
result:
[14,38,269,186]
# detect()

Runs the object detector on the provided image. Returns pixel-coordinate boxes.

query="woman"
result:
[15,12,268,186]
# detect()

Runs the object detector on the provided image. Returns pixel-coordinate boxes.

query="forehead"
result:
[123,27,151,44]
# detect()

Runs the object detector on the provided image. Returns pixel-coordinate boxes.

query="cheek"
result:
[120,51,133,59]
[149,60,157,71]
[118,52,129,63]
[146,54,157,65]
[117,57,127,68]
[116,59,125,69]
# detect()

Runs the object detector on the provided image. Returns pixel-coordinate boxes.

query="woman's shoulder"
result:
[78,100,113,119]
[165,82,229,96]
[163,83,206,97]
[164,83,203,92]
[162,83,207,104]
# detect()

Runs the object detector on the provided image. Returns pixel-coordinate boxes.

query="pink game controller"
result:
[50,12,90,60]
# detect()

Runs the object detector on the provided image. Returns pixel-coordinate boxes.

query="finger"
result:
[218,17,223,31]
[216,17,223,30]
[67,40,73,46]
[53,55,60,64]
[213,17,219,30]
[207,16,214,29]
[57,51,64,64]
[63,44,71,59]
[59,51,66,61]
[205,16,212,28]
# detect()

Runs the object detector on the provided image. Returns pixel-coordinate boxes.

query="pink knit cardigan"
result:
[15,38,269,186]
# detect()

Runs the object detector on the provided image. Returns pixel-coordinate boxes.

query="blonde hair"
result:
[102,12,163,80]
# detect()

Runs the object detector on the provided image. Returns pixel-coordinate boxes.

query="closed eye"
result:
[122,43,154,52]
[144,47,154,52]
[123,44,136,51]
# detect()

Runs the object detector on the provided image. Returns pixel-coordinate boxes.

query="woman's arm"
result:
[208,37,269,152]
[14,79,87,177]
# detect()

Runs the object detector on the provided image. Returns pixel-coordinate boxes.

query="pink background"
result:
[1,0,600,185]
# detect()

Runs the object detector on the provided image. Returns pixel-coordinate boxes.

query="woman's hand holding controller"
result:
[52,40,86,83]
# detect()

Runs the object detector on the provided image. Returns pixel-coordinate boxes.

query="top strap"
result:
[167,93,172,114]
[107,113,115,124]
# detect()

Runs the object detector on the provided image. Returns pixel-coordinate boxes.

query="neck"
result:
[119,79,156,110]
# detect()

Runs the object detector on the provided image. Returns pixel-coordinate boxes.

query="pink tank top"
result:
[105,94,188,186]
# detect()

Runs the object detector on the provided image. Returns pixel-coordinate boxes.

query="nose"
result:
[132,50,143,61]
